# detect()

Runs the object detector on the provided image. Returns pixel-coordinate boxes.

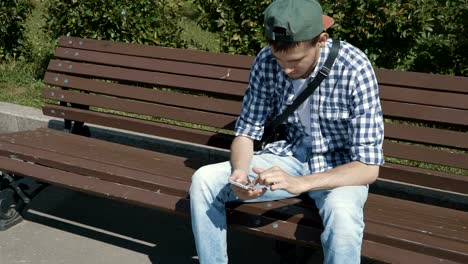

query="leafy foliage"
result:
[194,0,467,76]
[44,0,187,47]
[0,0,34,60]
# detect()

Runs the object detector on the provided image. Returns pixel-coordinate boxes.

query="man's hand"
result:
[252,167,306,195]
[229,169,267,200]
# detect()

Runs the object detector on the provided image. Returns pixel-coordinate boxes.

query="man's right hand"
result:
[229,169,267,200]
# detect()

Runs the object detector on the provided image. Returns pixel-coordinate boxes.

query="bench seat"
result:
[1,128,467,263]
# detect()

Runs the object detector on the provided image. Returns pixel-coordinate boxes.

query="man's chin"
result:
[287,73,306,79]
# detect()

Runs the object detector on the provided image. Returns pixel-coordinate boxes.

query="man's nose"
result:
[284,67,295,75]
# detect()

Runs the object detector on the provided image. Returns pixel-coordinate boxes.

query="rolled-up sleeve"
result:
[234,49,274,140]
[348,64,384,165]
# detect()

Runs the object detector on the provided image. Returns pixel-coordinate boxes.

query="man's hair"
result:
[267,33,321,52]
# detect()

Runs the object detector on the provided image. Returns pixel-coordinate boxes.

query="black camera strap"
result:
[263,39,341,141]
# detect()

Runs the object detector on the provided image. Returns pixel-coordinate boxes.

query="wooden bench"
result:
[0,36,467,263]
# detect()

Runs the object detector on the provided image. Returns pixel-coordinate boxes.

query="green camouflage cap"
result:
[264,0,334,42]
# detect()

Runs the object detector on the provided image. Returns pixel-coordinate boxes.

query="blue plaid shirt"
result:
[235,39,384,173]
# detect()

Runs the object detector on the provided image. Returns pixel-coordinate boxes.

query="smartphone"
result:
[229,178,255,190]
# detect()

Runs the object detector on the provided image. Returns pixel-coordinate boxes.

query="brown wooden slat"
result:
[290,194,468,229]
[43,105,234,149]
[364,204,468,240]
[362,240,461,264]
[384,122,468,149]
[284,194,468,238]
[230,201,468,262]
[54,47,250,83]
[254,195,468,240]
[43,73,242,115]
[381,100,468,125]
[279,196,468,239]
[380,164,468,194]
[380,85,468,110]
[367,194,468,222]
[0,141,191,197]
[58,36,254,69]
[43,88,237,129]
[47,60,247,97]
[376,68,468,93]
[383,141,468,170]
[0,134,197,183]
[363,221,468,263]
[0,128,200,180]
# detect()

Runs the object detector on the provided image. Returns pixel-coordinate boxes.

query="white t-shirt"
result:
[291,78,311,135]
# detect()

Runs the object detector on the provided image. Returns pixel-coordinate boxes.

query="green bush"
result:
[194,0,467,76]
[0,0,34,60]
[45,0,187,47]
[324,0,467,75]
[195,0,270,55]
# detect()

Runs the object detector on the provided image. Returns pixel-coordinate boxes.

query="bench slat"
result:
[384,123,468,149]
[261,196,468,239]
[367,194,468,222]
[58,36,254,69]
[376,68,468,93]
[363,221,468,263]
[384,141,468,170]
[381,100,468,125]
[364,205,468,240]
[54,47,250,83]
[42,88,238,129]
[380,164,468,195]
[43,73,242,115]
[0,129,203,180]
[47,60,247,97]
[380,85,468,110]
[0,142,191,197]
[43,105,234,149]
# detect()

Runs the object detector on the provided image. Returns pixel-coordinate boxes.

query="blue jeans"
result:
[190,153,368,264]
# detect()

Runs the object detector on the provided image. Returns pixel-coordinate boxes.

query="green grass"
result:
[0,60,45,108]
[0,0,51,108]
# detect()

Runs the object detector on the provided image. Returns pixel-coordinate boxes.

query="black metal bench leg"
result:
[71,121,91,137]
[0,172,48,231]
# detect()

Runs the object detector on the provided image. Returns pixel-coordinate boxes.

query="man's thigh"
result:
[194,153,307,203]
[244,153,307,202]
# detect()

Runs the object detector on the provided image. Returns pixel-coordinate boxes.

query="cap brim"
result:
[322,15,334,30]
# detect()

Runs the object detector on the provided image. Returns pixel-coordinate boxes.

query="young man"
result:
[189,0,384,263]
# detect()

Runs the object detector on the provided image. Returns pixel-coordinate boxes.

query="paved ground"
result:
[0,185,324,264]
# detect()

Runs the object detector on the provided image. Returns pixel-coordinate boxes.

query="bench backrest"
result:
[43,36,468,195]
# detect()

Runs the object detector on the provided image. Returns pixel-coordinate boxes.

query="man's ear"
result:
[318,32,329,47]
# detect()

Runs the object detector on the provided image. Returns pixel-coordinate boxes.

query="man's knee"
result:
[190,163,231,195]
[320,199,365,247]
